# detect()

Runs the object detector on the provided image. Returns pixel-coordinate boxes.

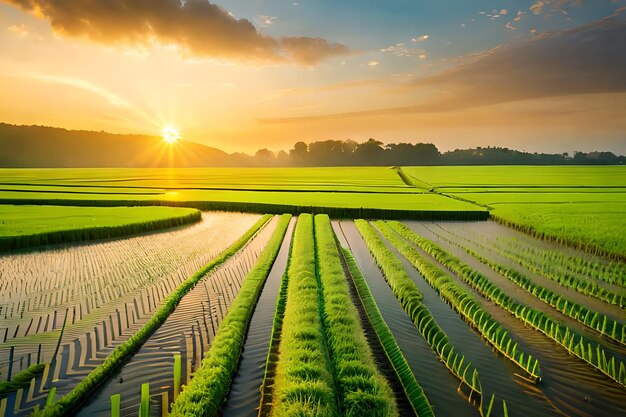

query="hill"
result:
[0,123,229,168]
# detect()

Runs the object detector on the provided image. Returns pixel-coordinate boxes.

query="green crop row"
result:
[170,214,292,416]
[270,214,338,417]
[0,209,201,251]
[314,214,397,417]
[0,198,489,221]
[258,234,293,416]
[491,214,626,263]
[388,222,626,387]
[467,249,625,345]
[374,221,541,382]
[32,214,273,417]
[489,238,625,307]
[0,363,46,397]
[500,240,626,288]
[341,247,434,417]
[354,220,483,404]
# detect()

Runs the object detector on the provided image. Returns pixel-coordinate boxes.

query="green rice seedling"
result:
[313,214,397,417]
[0,206,202,251]
[173,354,181,400]
[487,239,625,307]
[269,214,338,417]
[139,383,150,417]
[0,363,46,396]
[169,214,291,416]
[110,394,120,417]
[354,220,483,403]
[467,249,625,345]
[373,221,541,382]
[45,387,56,408]
[388,221,626,388]
[258,266,292,414]
[342,247,434,417]
[34,215,273,417]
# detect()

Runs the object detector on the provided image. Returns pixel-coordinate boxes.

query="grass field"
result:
[1,211,625,416]
[2,166,625,256]
[0,205,201,250]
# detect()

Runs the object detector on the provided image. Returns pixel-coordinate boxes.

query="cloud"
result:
[2,0,349,65]
[530,1,547,15]
[30,75,132,108]
[260,9,626,122]
[7,23,29,36]
[367,60,380,67]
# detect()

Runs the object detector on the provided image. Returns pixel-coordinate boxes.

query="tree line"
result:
[231,139,626,166]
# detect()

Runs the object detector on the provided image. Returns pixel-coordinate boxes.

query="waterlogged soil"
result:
[406,222,626,365]
[403,221,626,417]
[334,220,479,417]
[435,222,625,321]
[76,217,279,417]
[0,212,260,415]
[222,217,296,417]
[374,223,559,417]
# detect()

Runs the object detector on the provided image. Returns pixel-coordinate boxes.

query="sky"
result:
[0,0,625,154]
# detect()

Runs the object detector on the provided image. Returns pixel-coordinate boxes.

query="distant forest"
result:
[236,139,625,166]
[0,123,624,167]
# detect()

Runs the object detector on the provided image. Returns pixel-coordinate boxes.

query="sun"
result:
[162,125,181,144]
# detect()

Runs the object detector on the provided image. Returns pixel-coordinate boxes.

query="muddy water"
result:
[403,221,626,417]
[406,222,626,365]
[76,217,279,417]
[334,220,479,417]
[434,222,625,321]
[375,223,559,417]
[222,217,295,417]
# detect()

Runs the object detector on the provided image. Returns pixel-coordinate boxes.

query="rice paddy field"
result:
[0,166,624,417]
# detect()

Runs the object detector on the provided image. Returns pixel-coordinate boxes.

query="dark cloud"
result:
[261,9,626,122]
[3,0,349,64]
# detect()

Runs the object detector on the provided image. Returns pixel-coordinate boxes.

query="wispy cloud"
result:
[260,9,626,122]
[31,75,132,108]
[2,0,349,65]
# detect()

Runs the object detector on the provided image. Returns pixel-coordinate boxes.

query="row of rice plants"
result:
[489,238,625,306]
[341,247,434,417]
[0,209,201,251]
[1,213,255,346]
[388,222,626,387]
[0,198,490,221]
[32,215,273,417]
[491,215,626,262]
[269,214,337,417]
[499,239,626,288]
[257,234,292,416]
[467,249,625,345]
[373,221,542,382]
[354,220,483,405]
[170,214,292,416]
[313,214,397,417]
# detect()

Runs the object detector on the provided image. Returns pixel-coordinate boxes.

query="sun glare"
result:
[162,125,180,144]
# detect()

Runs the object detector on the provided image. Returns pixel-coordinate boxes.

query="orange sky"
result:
[0,1,625,154]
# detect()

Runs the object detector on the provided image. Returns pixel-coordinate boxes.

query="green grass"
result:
[377,221,541,382]
[0,167,488,218]
[391,222,626,388]
[401,166,626,258]
[0,363,46,396]
[314,214,397,417]
[0,205,201,250]
[270,214,337,417]
[171,214,292,416]
[341,248,434,417]
[33,214,272,417]
[354,220,483,404]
